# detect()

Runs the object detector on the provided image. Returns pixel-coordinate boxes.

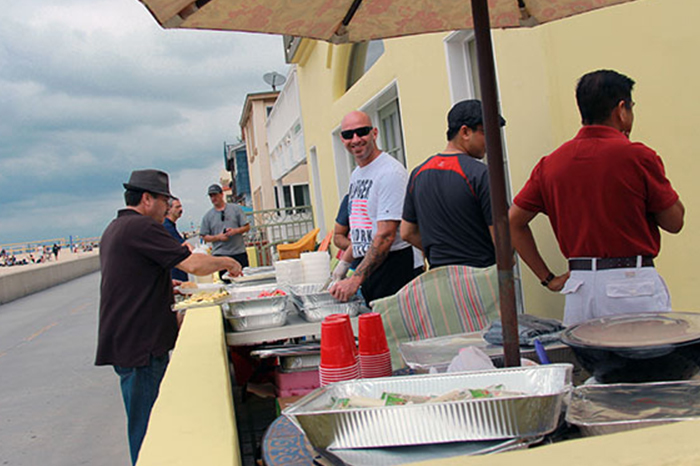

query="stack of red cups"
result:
[319,314,359,386]
[358,313,392,378]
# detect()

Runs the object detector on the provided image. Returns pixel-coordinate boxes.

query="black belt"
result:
[569,256,654,271]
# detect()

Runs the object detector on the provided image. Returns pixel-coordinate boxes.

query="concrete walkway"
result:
[0,271,129,466]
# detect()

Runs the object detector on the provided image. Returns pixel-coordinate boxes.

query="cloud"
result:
[0,0,288,244]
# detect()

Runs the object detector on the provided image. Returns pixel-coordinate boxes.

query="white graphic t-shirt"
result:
[348,152,410,258]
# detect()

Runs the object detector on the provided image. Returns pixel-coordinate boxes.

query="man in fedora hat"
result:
[96,169,242,464]
[200,183,250,281]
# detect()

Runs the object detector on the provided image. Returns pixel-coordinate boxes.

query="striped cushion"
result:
[371,265,499,369]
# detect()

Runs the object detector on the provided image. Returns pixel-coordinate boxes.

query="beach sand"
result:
[0,249,100,277]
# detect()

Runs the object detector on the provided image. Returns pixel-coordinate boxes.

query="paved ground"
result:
[0,271,129,466]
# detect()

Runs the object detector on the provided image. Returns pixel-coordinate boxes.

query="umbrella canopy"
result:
[137,0,641,366]
[140,0,635,43]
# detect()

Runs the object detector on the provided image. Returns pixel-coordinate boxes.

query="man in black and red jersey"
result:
[401,100,505,269]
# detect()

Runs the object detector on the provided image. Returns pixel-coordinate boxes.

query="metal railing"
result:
[244,205,315,266]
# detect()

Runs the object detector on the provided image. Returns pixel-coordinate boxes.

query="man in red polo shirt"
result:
[509,70,684,326]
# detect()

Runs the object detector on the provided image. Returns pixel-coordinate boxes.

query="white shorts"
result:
[561,259,671,326]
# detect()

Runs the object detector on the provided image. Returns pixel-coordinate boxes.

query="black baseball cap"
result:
[207,184,223,195]
[446,100,506,140]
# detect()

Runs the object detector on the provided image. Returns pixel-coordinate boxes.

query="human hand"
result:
[329,277,360,302]
[225,258,243,277]
[331,260,351,282]
[547,272,570,292]
[172,279,184,295]
[217,233,229,242]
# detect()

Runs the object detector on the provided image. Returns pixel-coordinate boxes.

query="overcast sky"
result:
[0,0,288,245]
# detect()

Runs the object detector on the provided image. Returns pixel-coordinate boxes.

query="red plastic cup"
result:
[325,314,357,355]
[358,313,388,356]
[320,317,357,369]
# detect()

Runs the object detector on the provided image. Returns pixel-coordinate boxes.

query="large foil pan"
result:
[566,380,700,436]
[289,283,366,322]
[225,284,288,316]
[284,364,572,449]
[223,307,288,331]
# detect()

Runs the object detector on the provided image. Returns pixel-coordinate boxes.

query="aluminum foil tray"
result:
[566,380,700,436]
[299,301,367,322]
[281,354,322,371]
[289,283,367,322]
[223,308,288,332]
[283,364,572,449]
[225,284,289,316]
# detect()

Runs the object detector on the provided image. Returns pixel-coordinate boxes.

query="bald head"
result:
[341,111,372,130]
[340,110,380,167]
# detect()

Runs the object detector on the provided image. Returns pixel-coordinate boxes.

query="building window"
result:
[347,40,385,90]
[378,99,405,166]
[444,30,481,102]
[274,183,310,212]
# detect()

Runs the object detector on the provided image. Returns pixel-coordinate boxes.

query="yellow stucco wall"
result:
[137,307,240,466]
[297,0,699,319]
[493,0,699,315]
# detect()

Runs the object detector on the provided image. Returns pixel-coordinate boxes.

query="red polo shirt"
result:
[513,125,678,258]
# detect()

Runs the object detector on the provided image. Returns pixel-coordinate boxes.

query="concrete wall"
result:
[0,254,100,305]
[137,306,240,466]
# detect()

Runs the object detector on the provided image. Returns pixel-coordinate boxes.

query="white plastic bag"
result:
[446,347,496,373]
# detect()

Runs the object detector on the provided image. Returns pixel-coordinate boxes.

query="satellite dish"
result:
[263,71,286,91]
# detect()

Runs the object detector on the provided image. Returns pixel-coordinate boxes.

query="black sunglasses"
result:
[220,211,225,222]
[340,126,372,140]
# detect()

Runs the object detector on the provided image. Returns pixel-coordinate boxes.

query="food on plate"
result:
[174,290,230,310]
[255,289,287,298]
[180,281,197,289]
[328,384,524,410]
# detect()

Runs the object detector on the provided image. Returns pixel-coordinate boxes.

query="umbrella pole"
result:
[470,0,520,367]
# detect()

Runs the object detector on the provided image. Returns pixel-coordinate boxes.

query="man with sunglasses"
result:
[510,70,684,326]
[200,183,250,280]
[401,99,504,270]
[329,111,415,304]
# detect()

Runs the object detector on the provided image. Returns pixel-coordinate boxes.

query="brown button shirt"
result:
[96,209,191,367]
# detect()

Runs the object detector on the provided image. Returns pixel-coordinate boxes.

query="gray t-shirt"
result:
[200,203,249,256]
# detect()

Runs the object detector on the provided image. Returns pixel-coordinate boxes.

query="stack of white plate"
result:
[274,259,305,286]
[300,251,331,283]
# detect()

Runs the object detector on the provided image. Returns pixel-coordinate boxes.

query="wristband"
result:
[541,272,555,287]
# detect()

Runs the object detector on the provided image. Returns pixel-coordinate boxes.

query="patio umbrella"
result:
[137,0,641,366]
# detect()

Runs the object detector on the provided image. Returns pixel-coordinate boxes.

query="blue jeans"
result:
[114,354,169,465]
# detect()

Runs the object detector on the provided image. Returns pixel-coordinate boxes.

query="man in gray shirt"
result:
[200,184,251,280]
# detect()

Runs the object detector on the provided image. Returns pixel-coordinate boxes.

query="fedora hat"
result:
[123,169,173,198]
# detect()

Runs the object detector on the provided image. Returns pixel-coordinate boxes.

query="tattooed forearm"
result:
[354,235,392,281]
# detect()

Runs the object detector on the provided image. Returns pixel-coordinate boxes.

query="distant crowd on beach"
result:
[0,241,98,268]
